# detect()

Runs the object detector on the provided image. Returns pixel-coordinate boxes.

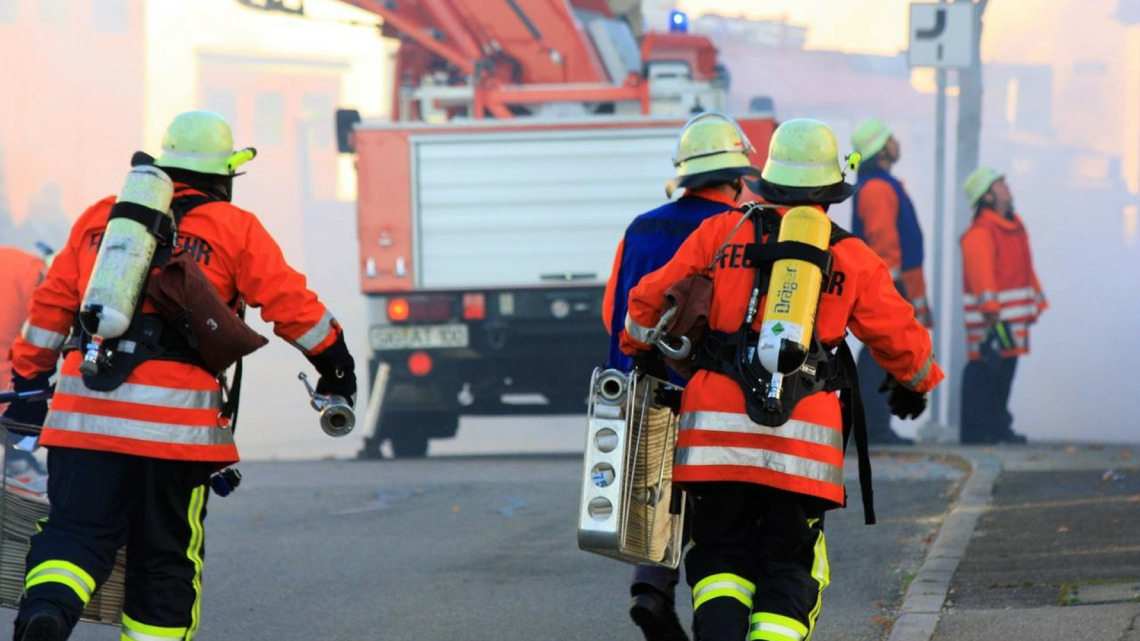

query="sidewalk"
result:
[889,441,1140,641]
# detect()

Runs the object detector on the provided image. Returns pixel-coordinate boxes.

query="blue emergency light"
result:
[668,10,689,33]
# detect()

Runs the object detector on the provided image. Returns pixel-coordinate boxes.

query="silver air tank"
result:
[79,165,174,375]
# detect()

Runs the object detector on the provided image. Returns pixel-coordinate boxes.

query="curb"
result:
[886,452,1002,641]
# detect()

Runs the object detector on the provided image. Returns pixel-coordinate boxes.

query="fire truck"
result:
[336,0,775,458]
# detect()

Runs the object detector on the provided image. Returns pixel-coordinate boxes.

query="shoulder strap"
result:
[829,221,855,246]
[152,194,217,268]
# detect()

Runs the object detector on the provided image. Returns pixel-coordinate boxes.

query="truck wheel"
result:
[389,432,429,459]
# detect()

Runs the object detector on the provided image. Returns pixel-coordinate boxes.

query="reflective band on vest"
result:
[20,321,67,351]
[680,412,843,449]
[55,375,222,410]
[675,445,843,486]
[292,310,336,352]
[122,613,189,640]
[46,411,234,446]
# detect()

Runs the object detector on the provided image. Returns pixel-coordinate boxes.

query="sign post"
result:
[908,2,975,442]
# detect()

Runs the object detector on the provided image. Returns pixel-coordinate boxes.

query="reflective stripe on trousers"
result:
[749,520,830,641]
[693,572,756,610]
[25,560,96,605]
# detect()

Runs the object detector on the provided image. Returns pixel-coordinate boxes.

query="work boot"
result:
[630,587,689,641]
[16,609,66,641]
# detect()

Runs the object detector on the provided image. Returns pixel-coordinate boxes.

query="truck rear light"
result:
[408,351,433,376]
[388,298,410,322]
[462,293,485,320]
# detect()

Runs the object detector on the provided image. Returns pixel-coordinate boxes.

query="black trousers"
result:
[685,483,829,641]
[959,356,1019,443]
[855,346,894,439]
[15,447,212,641]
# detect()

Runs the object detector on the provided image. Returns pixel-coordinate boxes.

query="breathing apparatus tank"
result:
[756,206,832,412]
[78,165,175,376]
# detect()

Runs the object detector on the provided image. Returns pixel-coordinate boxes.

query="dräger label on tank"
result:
[773,266,799,314]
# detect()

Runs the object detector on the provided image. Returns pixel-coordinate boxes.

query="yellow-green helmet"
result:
[155,110,256,176]
[964,166,1002,206]
[752,118,855,205]
[851,117,892,158]
[666,112,760,197]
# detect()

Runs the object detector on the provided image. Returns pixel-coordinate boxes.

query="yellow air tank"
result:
[78,165,174,375]
[756,205,831,411]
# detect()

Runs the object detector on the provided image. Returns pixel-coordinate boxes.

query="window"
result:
[203,87,238,128]
[0,0,17,25]
[302,94,334,149]
[93,0,128,33]
[254,93,285,147]
[39,0,66,24]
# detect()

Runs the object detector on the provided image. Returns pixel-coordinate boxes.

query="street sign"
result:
[908,2,976,68]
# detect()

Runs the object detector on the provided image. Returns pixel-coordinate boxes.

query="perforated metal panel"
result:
[412,127,677,289]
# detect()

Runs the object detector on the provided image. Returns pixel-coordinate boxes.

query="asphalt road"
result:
[0,452,963,641]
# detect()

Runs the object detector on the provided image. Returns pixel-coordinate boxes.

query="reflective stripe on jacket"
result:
[852,171,932,327]
[0,248,46,392]
[12,187,340,464]
[622,206,943,505]
[960,208,1046,360]
[602,188,738,379]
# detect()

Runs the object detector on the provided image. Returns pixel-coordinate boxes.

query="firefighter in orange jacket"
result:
[0,247,49,483]
[2,110,357,641]
[850,118,933,445]
[622,119,943,641]
[959,167,1045,445]
[0,247,46,394]
[604,112,761,641]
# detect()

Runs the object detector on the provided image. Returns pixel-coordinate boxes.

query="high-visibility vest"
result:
[12,187,341,465]
[960,208,1046,360]
[623,206,942,506]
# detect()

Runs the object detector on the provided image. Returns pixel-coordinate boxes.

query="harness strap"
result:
[836,340,875,524]
[109,201,175,244]
[743,242,833,275]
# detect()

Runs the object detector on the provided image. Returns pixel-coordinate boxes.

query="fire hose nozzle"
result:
[298,372,356,438]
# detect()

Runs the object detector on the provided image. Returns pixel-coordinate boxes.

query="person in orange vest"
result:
[850,118,933,445]
[959,167,1045,445]
[621,119,943,641]
[0,246,49,485]
[2,110,357,641]
[604,112,761,641]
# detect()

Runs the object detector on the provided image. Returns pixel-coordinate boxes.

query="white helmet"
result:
[155,110,255,176]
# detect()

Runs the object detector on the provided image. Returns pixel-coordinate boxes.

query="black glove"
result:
[3,370,53,427]
[633,350,669,381]
[305,332,357,407]
[879,375,927,420]
[654,386,683,415]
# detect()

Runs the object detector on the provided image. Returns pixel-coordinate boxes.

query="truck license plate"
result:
[369,324,469,350]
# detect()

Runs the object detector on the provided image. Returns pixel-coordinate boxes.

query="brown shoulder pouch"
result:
[146,252,268,375]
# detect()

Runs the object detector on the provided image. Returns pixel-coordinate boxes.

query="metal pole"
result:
[930,65,949,435]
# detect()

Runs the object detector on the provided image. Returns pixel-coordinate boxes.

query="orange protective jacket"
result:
[622,207,943,505]
[960,208,1046,360]
[0,248,46,393]
[854,177,932,327]
[12,187,341,465]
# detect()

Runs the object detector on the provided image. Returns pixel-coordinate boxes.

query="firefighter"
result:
[621,119,943,641]
[850,118,933,445]
[603,112,760,641]
[0,246,49,485]
[959,167,1045,445]
[2,110,357,641]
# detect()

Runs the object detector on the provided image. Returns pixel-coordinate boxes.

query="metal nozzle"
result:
[298,372,357,437]
[763,372,784,413]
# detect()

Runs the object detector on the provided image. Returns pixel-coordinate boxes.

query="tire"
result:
[389,431,429,459]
